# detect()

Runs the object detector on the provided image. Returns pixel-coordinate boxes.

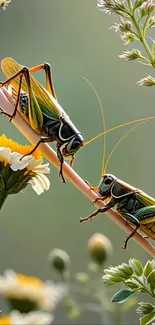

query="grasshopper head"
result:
[62,134,84,157]
[98,174,117,197]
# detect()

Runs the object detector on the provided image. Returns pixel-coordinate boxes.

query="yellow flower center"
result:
[0,134,42,160]
[17,274,43,288]
[0,316,11,325]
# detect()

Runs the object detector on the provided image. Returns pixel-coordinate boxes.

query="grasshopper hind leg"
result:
[121,211,140,249]
[122,224,140,249]
[0,73,23,121]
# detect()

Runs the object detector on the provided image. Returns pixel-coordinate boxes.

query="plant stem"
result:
[1,88,155,257]
[132,15,154,66]
[114,306,123,325]
[127,0,155,67]
[132,276,155,298]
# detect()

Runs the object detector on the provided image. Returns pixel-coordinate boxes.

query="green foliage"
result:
[97,0,155,85]
[103,259,155,325]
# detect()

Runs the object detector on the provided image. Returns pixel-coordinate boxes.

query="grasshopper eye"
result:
[71,140,81,150]
[104,176,113,185]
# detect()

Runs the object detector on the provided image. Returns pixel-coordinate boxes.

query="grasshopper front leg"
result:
[56,143,65,184]
[20,136,55,159]
[84,180,99,192]
[80,199,116,223]
[21,136,66,183]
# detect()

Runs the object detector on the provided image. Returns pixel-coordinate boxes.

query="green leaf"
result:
[140,311,155,325]
[129,259,143,276]
[111,289,135,303]
[0,174,5,191]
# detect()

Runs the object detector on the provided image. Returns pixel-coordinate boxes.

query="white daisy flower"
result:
[0,270,68,312]
[0,0,11,11]
[0,134,50,196]
[0,310,53,325]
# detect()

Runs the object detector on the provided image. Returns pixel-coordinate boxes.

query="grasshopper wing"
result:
[1,58,67,121]
[136,191,155,206]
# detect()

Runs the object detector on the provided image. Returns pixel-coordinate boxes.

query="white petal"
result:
[0,269,67,313]
[32,163,50,174]
[10,311,53,325]
[24,312,53,325]
[9,153,29,171]
[10,310,25,325]
[36,174,50,191]
[26,158,43,170]
[10,163,28,171]
[29,174,50,195]
[29,178,43,195]
[3,269,17,281]
[0,147,11,161]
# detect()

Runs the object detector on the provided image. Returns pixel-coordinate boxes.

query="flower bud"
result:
[48,249,70,274]
[104,263,133,280]
[119,20,132,33]
[121,32,136,44]
[134,0,147,9]
[138,75,155,86]
[88,233,113,265]
[147,270,155,287]
[125,279,140,290]
[147,16,155,28]
[143,260,153,277]
[140,1,155,16]
[75,272,89,284]
[137,302,154,314]
[119,49,142,60]
[102,273,123,284]
[129,259,143,276]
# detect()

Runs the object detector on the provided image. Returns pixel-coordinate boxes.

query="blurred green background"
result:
[0,0,155,323]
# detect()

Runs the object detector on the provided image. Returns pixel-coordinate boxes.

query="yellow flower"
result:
[0,310,53,325]
[0,134,50,197]
[0,270,68,312]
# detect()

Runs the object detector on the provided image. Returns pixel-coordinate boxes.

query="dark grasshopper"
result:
[80,115,155,249]
[0,59,155,184]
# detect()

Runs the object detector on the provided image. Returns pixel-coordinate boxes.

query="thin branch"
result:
[0,88,155,258]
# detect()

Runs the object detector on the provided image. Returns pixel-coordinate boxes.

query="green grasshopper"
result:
[80,88,155,249]
[0,58,155,184]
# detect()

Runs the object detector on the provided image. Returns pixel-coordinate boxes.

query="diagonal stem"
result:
[0,88,155,258]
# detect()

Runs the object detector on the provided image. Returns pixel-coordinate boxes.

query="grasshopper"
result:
[80,82,155,249]
[0,59,155,185]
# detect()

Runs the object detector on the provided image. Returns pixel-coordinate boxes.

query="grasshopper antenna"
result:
[82,77,107,177]
[104,121,147,174]
[82,78,155,176]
